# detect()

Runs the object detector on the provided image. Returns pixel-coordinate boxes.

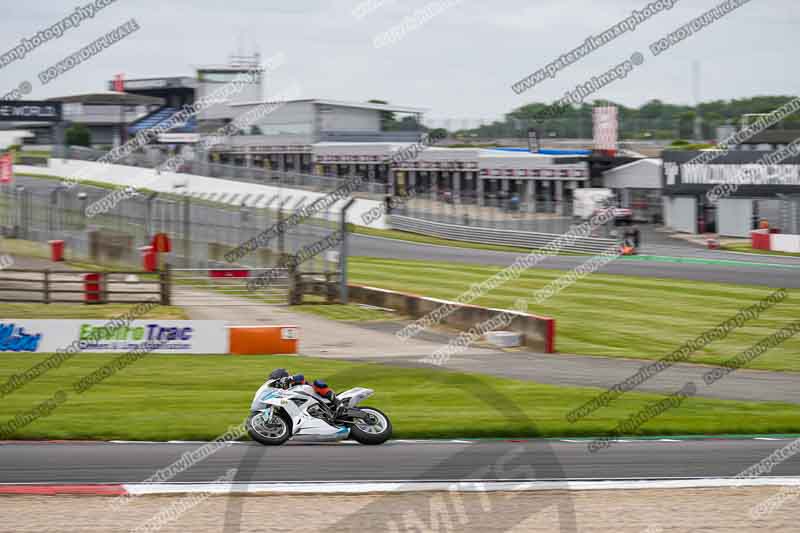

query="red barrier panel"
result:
[48,240,65,262]
[545,319,556,354]
[140,246,157,272]
[209,269,249,278]
[84,273,104,304]
[751,230,771,250]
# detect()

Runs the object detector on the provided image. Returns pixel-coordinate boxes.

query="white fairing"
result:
[250,381,276,410]
[338,387,374,408]
[250,379,349,442]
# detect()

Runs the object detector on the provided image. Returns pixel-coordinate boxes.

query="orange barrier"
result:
[228,325,299,355]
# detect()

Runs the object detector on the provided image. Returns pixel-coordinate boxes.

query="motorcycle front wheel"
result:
[348,406,392,445]
[247,410,291,446]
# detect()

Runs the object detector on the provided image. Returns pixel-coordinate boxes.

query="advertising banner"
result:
[662,151,800,193]
[113,73,125,92]
[156,133,200,144]
[593,105,618,152]
[0,101,62,122]
[0,153,12,184]
[0,320,228,354]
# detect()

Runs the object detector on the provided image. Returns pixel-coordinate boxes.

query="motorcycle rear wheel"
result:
[247,410,291,446]
[348,406,392,445]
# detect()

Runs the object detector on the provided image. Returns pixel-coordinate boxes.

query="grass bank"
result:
[0,303,187,320]
[723,242,800,258]
[351,224,585,255]
[348,257,800,372]
[292,299,398,322]
[1,354,797,441]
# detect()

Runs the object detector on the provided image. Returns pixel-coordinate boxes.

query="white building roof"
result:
[478,150,555,159]
[602,158,662,189]
[313,141,413,156]
[313,141,411,149]
[603,158,661,175]
[230,99,426,114]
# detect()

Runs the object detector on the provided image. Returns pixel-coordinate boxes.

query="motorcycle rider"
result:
[269,368,342,413]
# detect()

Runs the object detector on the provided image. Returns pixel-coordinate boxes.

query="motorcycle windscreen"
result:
[251,383,282,411]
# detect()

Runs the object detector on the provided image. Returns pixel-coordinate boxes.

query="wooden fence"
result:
[0,268,171,305]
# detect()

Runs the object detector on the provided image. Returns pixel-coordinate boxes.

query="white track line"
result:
[100,439,474,446]
[121,477,800,496]
[12,437,795,446]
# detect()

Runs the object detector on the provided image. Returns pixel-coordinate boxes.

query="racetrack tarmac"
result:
[350,234,800,288]
[1,438,798,484]
[360,351,800,405]
[13,175,800,287]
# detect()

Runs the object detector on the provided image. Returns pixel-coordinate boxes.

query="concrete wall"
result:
[347,284,555,353]
[717,198,753,237]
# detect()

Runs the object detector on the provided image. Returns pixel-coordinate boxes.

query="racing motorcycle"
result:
[246,376,392,446]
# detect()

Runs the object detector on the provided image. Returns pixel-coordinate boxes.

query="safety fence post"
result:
[160,263,171,306]
[339,198,355,304]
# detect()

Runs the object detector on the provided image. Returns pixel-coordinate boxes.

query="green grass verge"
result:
[351,224,585,255]
[292,299,398,321]
[0,238,138,271]
[348,257,800,372]
[14,152,50,164]
[723,242,800,258]
[1,354,798,441]
[0,239,53,261]
[17,172,125,192]
[0,303,186,319]
[16,150,51,158]
[16,172,252,211]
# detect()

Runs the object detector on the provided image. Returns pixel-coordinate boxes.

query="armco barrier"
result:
[347,284,555,353]
[228,325,299,355]
[388,215,616,254]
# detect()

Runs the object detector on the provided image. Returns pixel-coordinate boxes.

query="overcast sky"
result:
[1,0,797,126]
